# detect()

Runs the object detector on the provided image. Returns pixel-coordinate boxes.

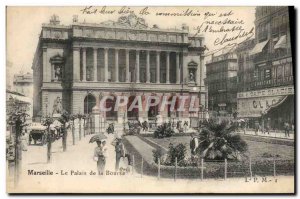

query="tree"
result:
[69,114,77,145]
[82,114,87,137]
[198,119,248,160]
[58,111,70,152]
[42,116,54,163]
[77,113,84,140]
[7,98,29,186]
[168,143,186,166]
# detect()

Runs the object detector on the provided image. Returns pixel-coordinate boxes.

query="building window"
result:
[264,69,271,80]
[284,63,291,77]
[277,66,283,79]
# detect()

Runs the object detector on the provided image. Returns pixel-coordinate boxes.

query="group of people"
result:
[254,120,294,137]
[93,134,131,175]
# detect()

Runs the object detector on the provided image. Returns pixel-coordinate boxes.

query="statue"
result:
[54,65,62,81]
[189,71,195,82]
[52,97,63,115]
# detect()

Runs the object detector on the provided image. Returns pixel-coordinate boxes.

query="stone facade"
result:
[32,14,207,123]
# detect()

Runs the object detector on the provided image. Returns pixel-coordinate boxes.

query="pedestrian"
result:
[113,137,131,171]
[101,140,108,167]
[284,122,290,137]
[265,118,270,135]
[184,121,188,133]
[93,140,106,175]
[190,133,199,161]
[254,121,259,135]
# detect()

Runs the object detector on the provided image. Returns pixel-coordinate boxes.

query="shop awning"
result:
[249,40,269,55]
[264,95,289,114]
[274,35,287,49]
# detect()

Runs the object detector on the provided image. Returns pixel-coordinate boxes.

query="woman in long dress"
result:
[94,140,107,175]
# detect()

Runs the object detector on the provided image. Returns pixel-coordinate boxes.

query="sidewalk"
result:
[237,129,294,140]
[125,135,155,164]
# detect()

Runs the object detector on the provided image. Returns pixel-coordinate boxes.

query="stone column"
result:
[82,48,86,81]
[73,47,80,82]
[115,49,119,82]
[176,52,180,84]
[136,50,140,83]
[125,49,130,83]
[205,91,208,110]
[156,51,160,83]
[146,50,150,83]
[42,47,48,82]
[166,51,170,84]
[200,55,205,90]
[51,64,55,81]
[93,47,98,82]
[104,48,108,82]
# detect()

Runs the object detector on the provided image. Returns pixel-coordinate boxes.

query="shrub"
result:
[152,147,165,164]
[153,122,175,138]
[167,143,186,166]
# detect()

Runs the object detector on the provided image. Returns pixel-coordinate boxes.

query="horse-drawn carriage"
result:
[28,121,63,145]
[28,123,47,145]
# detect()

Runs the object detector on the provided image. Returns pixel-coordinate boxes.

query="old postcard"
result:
[6,6,295,194]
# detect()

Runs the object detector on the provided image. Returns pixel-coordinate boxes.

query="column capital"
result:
[103,47,109,51]
[115,48,120,52]
[156,50,161,55]
[93,47,98,50]
[82,47,86,52]
[125,48,130,53]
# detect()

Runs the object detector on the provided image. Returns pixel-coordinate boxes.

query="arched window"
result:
[105,96,118,121]
[148,97,159,120]
[84,94,96,114]
[167,95,179,118]
[127,96,139,120]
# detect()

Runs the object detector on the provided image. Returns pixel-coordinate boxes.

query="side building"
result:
[13,72,33,98]
[205,50,238,120]
[237,6,294,130]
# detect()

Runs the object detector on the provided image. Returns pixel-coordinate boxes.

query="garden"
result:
[123,119,294,179]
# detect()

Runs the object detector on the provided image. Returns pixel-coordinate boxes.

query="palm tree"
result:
[42,116,54,163]
[58,111,70,152]
[198,119,248,160]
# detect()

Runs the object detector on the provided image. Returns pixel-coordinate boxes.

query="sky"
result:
[6,6,256,74]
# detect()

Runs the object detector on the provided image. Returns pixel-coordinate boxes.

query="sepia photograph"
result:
[5,5,295,194]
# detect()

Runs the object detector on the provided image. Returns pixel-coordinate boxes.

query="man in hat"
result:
[190,133,199,161]
[113,137,131,171]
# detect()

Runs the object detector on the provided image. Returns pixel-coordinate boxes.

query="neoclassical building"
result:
[32,14,207,124]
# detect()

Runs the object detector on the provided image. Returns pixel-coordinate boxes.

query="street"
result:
[6,128,294,193]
